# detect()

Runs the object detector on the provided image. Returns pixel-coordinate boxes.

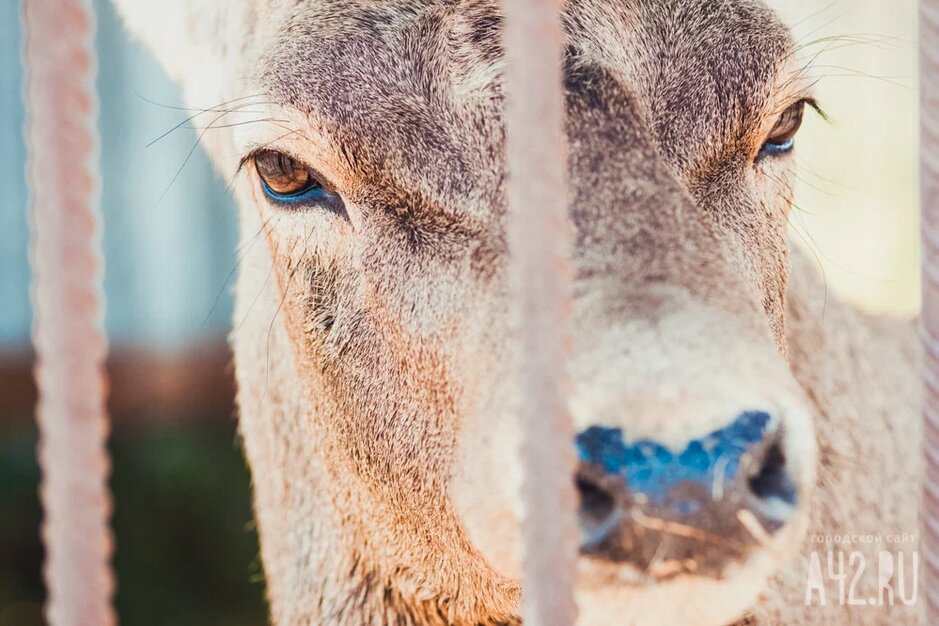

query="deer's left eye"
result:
[255,150,325,203]
[759,101,805,158]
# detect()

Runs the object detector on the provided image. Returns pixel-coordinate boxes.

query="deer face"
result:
[117,0,818,623]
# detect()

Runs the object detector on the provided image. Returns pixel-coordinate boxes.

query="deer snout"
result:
[573,410,799,577]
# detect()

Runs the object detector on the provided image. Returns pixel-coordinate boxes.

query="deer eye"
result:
[254,150,324,203]
[759,101,805,158]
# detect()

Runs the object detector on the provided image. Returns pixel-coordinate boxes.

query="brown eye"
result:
[254,150,321,200]
[759,101,806,157]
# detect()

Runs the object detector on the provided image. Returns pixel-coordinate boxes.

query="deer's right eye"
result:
[254,150,326,204]
[758,101,806,159]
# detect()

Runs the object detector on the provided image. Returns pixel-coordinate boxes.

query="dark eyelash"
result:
[237,149,260,176]
[804,98,829,123]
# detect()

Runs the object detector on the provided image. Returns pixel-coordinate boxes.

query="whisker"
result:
[262,228,317,401]
[790,0,840,31]
[794,157,858,192]
[154,104,308,207]
[154,106,250,206]
[234,222,286,336]
[629,508,747,551]
[786,205,830,319]
[136,91,266,114]
[186,117,290,132]
[791,12,848,49]
[736,510,776,551]
[200,215,275,333]
[144,95,272,147]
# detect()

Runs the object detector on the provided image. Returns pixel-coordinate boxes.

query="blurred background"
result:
[0,1,921,625]
[1,1,262,625]
[771,0,920,316]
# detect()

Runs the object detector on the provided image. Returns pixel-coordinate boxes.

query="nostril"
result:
[575,411,799,520]
[575,472,620,548]
[747,440,797,517]
[576,475,616,521]
[573,412,802,568]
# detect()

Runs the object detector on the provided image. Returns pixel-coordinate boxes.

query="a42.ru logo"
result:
[804,550,919,607]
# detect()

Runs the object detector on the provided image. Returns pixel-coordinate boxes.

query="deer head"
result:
[114,1,820,623]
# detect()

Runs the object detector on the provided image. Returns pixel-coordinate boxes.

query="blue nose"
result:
[574,410,798,567]
[576,411,794,507]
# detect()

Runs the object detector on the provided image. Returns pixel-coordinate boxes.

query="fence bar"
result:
[22,1,115,625]
[923,0,939,623]
[503,1,579,624]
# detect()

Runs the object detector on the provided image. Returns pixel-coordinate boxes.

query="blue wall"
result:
[0,0,238,350]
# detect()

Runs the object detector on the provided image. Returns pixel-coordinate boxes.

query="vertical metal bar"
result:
[503,1,578,624]
[923,0,939,623]
[22,1,115,625]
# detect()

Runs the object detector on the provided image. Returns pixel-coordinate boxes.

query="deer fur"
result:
[112,1,923,624]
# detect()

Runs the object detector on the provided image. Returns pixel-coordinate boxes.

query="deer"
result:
[111,1,923,624]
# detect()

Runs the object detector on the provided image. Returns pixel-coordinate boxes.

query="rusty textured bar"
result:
[22,1,115,624]
[503,1,579,624]
[923,0,939,622]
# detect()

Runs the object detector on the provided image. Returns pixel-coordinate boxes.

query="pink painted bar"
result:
[503,1,579,624]
[923,1,939,623]
[22,1,115,624]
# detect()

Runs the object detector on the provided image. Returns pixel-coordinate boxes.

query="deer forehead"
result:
[117,0,801,192]
[241,0,797,182]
